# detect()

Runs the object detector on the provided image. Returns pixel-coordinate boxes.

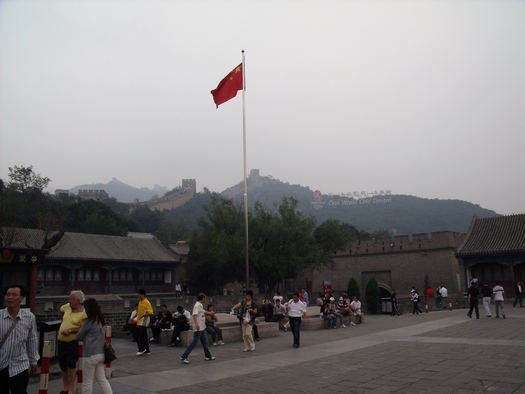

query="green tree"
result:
[365,277,380,314]
[347,277,360,300]
[185,194,246,293]
[7,165,50,196]
[250,198,327,294]
[66,200,128,235]
[314,218,355,254]
[1,165,55,228]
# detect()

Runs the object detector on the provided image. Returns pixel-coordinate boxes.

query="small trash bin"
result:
[381,298,392,314]
[38,320,61,362]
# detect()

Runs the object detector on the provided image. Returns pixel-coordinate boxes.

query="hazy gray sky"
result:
[1,0,524,215]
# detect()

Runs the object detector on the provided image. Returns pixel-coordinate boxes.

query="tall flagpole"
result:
[242,50,249,293]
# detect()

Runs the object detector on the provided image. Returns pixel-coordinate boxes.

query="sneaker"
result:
[350,322,356,326]
[136,349,147,356]
[250,347,255,351]
[167,343,176,347]
[149,337,157,342]
[243,348,249,352]
[213,342,217,346]
[218,341,225,345]
[145,351,151,355]
[282,324,287,331]
[255,338,260,341]
[205,356,216,361]
[180,357,189,364]
[341,324,347,328]
[176,337,180,342]
[332,326,337,329]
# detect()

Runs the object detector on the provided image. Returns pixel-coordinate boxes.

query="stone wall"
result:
[34,293,257,329]
[292,231,465,301]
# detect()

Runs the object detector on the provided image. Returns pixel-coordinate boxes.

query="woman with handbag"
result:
[231,290,257,352]
[76,298,113,394]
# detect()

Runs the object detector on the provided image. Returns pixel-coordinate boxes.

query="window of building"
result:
[85,269,92,281]
[37,269,45,281]
[127,270,133,281]
[93,268,100,281]
[55,269,62,281]
[46,268,54,281]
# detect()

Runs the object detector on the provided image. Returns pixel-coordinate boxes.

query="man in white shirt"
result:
[180,293,215,364]
[286,292,307,348]
[350,296,364,324]
[493,281,506,319]
[440,286,448,299]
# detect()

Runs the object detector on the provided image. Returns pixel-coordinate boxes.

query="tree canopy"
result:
[186,195,355,294]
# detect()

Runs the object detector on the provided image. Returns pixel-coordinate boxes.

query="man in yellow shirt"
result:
[58,290,87,394]
[136,288,153,356]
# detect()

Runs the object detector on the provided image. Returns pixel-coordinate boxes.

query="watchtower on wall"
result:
[182,179,196,194]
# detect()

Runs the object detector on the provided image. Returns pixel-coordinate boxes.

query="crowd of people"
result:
[3,281,524,393]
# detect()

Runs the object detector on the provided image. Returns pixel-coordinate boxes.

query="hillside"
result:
[215,175,498,235]
[69,178,168,202]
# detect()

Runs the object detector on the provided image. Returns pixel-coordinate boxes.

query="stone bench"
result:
[178,321,279,347]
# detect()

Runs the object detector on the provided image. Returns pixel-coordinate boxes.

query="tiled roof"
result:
[456,214,525,256]
[1,228,179,263]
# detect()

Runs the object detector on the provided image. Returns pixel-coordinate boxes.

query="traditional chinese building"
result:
[456,213,525,294]
[2,228,181,296]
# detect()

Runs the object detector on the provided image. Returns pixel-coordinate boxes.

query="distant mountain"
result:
[215,173,498,235]
[69,178,168,203]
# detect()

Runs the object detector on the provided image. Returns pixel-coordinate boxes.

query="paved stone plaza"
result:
[30,306,525,394]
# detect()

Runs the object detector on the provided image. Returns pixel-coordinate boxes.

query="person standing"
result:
[480,282,493,317]
[467,281,480,319]
[513,281,523,308]
[302,288,310,306]
[411,288,422,315]
[0,284,39,394]
[58,290,87,394]
[425,286,435,300]
[390,289,401,316]
[286,292,307,348]
[75,299,113,394]
[435,285,442,307]
[175,283,182,298]
[440,286,448,300]
[180,293,215,364]
[135,289,153,356]
[231,290,257,352]
[493,280,506,319]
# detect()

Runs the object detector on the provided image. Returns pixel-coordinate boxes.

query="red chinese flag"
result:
[210,63,243,108]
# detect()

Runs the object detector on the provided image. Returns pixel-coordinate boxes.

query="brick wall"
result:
[292,231,465,302]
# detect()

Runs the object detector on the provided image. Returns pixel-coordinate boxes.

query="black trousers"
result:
[0,367,29,394]
[136,326,150,352]
[289,316,302,346]
[468,298,479,318]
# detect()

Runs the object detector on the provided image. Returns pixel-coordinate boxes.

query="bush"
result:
[347,277,360,300]
[365,277,380,314]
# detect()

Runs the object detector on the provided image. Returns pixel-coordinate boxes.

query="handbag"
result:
[99,326,117,364]
[103,341,117,364]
